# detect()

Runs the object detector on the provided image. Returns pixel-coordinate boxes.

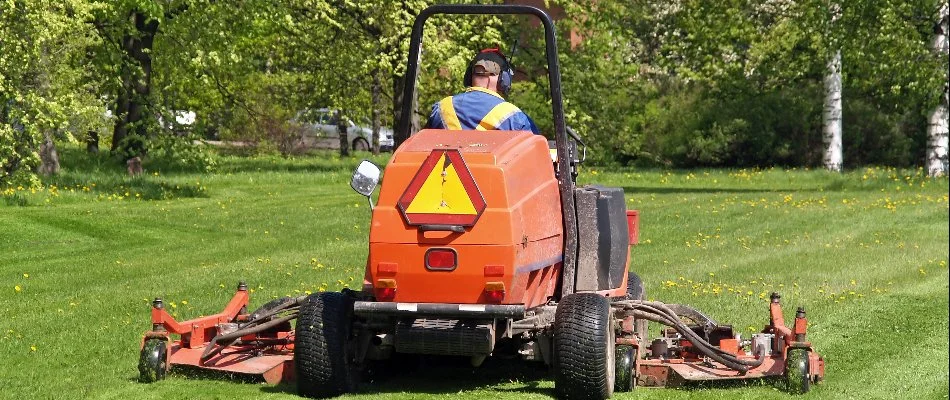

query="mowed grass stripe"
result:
[1,150,946,399]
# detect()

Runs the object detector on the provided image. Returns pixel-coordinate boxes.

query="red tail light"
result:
[375,279,396,301]
[376,287,396,300]
[425,248,457,271]
[484,282,505,303]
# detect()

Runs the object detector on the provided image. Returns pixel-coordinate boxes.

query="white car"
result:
[300,109,394,152]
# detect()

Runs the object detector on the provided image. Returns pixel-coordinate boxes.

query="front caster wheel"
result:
[785,348,811,394]
[138,338,168,383]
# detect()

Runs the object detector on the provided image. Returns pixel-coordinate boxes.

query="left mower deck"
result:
[139,282,296,384]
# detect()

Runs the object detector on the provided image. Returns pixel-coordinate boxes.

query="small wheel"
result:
[626,272,648,341]
[295,292,359,398]
[352,138,370,152]
[138,338,168,383]
[785,348,811,394]
[614,344,637,392]
[553,293,615,400]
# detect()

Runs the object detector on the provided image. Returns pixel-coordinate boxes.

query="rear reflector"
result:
[377,262,398,276]
[425,248,457,271]
[484,265,504,277]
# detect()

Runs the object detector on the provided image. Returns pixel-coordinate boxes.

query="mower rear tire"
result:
[295,292,358,398]
[613,344,636,392]
[553,292,615,400]
[625,271,644,301]
[138,338,168,383]
[626,271,648,341]
[785,348,811,394]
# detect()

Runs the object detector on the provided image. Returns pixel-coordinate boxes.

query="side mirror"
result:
[351,160,381,208]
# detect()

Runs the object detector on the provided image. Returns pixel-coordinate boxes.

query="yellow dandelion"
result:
[14,285,22,292]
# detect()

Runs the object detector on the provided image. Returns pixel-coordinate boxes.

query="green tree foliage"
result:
[1,0,104,187]
[543,0,947,168]
[3,0,947,185]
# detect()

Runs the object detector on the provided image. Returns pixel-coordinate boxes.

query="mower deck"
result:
[166,343,293,384]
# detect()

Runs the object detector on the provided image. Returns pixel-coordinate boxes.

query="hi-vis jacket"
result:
[425,87,540,134]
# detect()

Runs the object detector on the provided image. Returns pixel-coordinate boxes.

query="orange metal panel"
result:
[369,130,562,246]
[366,130,564,307]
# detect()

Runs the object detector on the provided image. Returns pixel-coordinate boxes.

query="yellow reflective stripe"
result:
[476,102,520,131]
[465,86,504,99]
[439,97,462,130]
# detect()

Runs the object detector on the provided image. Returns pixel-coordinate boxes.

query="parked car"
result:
[299,109,394,152]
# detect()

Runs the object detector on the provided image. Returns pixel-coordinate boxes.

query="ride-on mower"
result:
[139,5,824,399]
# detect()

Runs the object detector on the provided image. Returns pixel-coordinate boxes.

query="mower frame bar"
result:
[397,4,579,297]
[353,301,526,319]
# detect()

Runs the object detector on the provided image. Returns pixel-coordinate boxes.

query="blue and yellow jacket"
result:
[425,87,540,134]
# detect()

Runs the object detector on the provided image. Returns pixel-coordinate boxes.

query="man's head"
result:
[463,48,513,95]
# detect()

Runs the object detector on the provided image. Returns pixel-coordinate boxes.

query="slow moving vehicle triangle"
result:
[397,149,486,226]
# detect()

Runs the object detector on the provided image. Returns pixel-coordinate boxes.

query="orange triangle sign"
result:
[397,149,486,226]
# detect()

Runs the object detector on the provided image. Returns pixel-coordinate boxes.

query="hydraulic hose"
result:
[200,313,297,362]
[622,301,764,373]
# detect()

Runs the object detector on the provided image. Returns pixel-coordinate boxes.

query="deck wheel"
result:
[614,344,637,392]
[138,338,168,383]
[785,348,811,394]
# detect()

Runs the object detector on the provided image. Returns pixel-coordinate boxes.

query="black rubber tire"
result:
[625,271,644,301]
[785,348,811,394]
[138,338,168,383]
[553,293,615,400]
[352,138,370,152]
[295,292,357,398]
[249,296,295,321]
[613,344,636,392]
[626,271,649,342]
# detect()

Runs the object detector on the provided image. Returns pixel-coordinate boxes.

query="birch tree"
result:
[927,3,948,176]
[822,48,843,171]
[821,2,843,171]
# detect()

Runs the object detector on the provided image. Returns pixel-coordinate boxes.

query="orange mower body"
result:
[364,129,627,306]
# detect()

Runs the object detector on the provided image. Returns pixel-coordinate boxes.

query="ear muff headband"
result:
[464,48,514,95]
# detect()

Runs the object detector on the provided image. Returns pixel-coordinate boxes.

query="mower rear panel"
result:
[365,129,575,307]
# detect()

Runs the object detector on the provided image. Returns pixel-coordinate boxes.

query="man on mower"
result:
[424,48,540,133]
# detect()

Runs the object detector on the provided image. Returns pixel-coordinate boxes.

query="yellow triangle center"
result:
[405,154,478,215]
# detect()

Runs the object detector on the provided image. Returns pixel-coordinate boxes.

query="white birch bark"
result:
[927,3,949,177]
[823,49,843,172]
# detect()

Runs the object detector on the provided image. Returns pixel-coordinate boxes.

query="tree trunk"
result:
[337,110,350,157]
[392,68,420,149]
[38,131,60,176]
[111,10,158,160]
[371,68,382,155]
[927,3,949,177]
[86,130,100,153]
[822,49,843,172]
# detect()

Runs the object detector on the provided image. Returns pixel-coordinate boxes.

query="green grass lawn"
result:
[2,147,947,399]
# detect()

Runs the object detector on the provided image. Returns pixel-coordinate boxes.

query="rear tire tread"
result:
[295,292,355,398]
[554,293,614,400]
